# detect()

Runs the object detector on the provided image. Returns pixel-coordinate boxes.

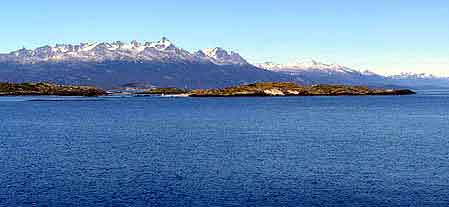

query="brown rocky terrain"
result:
[0,82,106,97]
[144,82,415,97]
[190,82,416,97]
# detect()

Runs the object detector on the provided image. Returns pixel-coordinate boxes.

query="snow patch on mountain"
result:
[256,59,376,75]
[195,47,248,65]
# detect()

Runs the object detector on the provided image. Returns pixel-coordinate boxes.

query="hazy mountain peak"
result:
[257,59,360,74]
[389,72,442,79]
[286,59,346,70]
[255,59,388,86]
[361,70,379,76]
[255,62,286,70]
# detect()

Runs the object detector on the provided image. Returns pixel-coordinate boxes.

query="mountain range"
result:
[0,37,447,89]
[1,38,250,65]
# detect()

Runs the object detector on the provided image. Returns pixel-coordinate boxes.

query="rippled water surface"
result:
[1,92,449,206]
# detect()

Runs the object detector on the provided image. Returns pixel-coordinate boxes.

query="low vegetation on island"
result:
[0,82,106,97]
[142,82,416,97]
[137,88,190,95]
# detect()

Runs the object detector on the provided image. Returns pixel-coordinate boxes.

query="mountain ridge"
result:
[0,38,447,89]
[0,38,248,66]
[0,38,294,89]
[255,59,389,86]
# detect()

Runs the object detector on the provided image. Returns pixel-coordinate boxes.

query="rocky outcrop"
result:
[0,82,106,96]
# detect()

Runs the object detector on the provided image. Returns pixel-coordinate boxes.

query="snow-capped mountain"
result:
[389,72,441,80]
[0,38,293,89]
[195,47,248,65]
[1,38,446,89]
[387,72,449,89]
[255,60,386,86]
[256,59,369,75]
[0,37,248,65]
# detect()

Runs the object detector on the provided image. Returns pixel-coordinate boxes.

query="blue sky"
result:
[1,0,448,75]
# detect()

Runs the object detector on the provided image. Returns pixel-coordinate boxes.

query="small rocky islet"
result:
[140,82,416,97]
[0,82,107,97]
[0,82,415,97]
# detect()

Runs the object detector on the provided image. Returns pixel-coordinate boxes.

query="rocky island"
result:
[0,82,107,97]
[142,82,416,97]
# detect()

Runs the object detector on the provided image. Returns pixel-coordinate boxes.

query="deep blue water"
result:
[1,92,449,206]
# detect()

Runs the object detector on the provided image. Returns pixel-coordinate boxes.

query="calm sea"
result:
[1,91,449,206]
